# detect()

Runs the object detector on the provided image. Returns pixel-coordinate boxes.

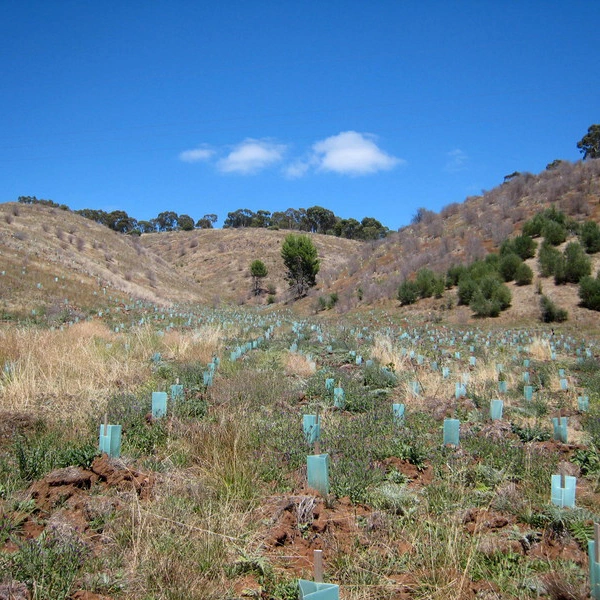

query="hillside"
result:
[312,159,600,321]
[2,159,600,326]
[139,227,362,306]
[0,202,204,320]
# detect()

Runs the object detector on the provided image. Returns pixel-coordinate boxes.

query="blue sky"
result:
[1,1,598,230]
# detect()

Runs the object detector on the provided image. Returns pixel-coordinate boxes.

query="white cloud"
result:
[284,159,312,179]
[445,148,468,172]
[178,146,214,163]
[311,131,402,176]
[218,138,286,174]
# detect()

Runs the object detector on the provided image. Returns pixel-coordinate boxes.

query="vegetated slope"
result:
[319,159,600,319]
[139,227,363,305]
[0,202,204,319]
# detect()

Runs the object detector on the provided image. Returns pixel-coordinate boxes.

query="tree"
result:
[499,253,523,282]
[196,214,217,229]
[554,242,591,285]
[514,262,534,286]
[579,274,600,311]
[154,211,178,232]
[540,295,568,322]
[538,241,562,277]
[106,210,137,233]
[305,206,337,234]
[577,124,600,160]
[250,259,268,296]
[397,280,419,305]
[224,208,254,228]
[579,220,600,254]
[177,214,195,231]
[281,234,320,298]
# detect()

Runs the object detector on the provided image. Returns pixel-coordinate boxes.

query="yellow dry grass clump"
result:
[0,321,224,424]
[369,333,410,372]
[284,351,317,377]
[527,336,553,360]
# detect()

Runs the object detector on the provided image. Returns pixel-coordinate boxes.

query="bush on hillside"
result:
[579,274,600,311]
[499,253,523,282]
[538,241,562,277]
[579,220,600,254]
[398,280,419,305]
[540,295,568,323]
[554,242,591,285]
[542,220,568,246]
[515,262,534,285]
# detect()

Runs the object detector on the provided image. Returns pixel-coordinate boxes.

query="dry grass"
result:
[528,336,553,360]
[284,351,317,378]
[369,334,410,372]
[0,322,224,423]
[140,227,361,305]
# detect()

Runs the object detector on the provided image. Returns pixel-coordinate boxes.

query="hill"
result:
[138,227,362,306]
[311,159,600,327]
[1,159,600,326]
[0,202,204,321]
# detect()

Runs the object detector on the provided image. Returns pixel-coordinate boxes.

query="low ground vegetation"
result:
[1,304,600,599]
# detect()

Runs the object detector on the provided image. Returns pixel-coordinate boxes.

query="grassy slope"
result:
[1,159,600,326]
[0,202,203,318]
[138,227,362,306]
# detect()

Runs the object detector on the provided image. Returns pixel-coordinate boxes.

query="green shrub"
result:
[414,268,445,299]
[514,262,533,285]
[501,235,537,260]
[446,264,467,288]
[579,220,600,254]
[397,280,419,305]
[538,241,562,277]
[540,295,568,322]
[457,276,478,305]
[542,219,567,245]
[499,253,523,282]
[470,289,500,317]
[554,242,591,285]
[512,234,537,259]
[579,274,600,311]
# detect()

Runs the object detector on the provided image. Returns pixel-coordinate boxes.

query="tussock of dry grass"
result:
[528,336,553,360]
[0,322,224,423]
[162,325,223,364]
[370,334,410,372]
[284,351,316,377]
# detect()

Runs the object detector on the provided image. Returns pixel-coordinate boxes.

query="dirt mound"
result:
[29,455,154,513]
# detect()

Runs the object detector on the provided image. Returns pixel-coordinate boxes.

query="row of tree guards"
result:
[93,321,596,596]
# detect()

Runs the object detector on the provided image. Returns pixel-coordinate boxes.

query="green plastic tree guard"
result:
[552,416,568,443]
[588,533,600,599]
[303,415,321,445]
[443,419,460,446]
[307,454,330,495]
[298,580,339,599]
[325,378,335,391]
[152,391,167,418]
[392,403,405,425]
[524,385,533,401]
[578,396,590,411]
[99,424,122,458]
[490,399,503,421]
[333,387,345,409]
[170,384,183,401]
[498,380,508,394]
[551,474,576,508]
